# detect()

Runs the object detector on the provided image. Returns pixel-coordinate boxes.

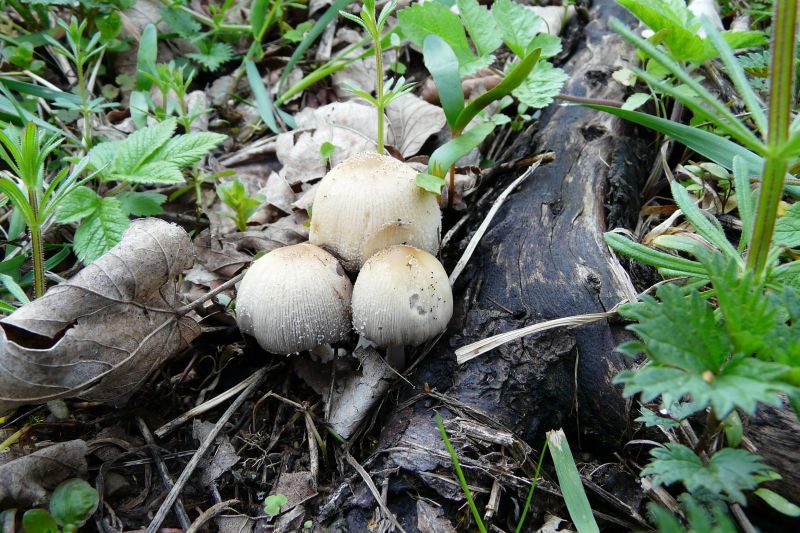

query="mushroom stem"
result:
[386,345,406,371]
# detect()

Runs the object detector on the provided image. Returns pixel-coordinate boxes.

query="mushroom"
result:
[309,152,441,271]
[235,243,353,354]
[351,245,453,351]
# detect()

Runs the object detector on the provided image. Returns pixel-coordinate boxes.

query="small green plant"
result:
[320,141,335,167]
[0,124,94,297]
[22,478,99,533]
[263,493,288,516]
[216,178,264,232]
[340,0,413,154]
[44,17,115,151]
[61,118,225,262]
[400,0,567,202]
[141,62,206,132]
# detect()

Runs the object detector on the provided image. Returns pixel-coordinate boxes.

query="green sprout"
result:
[340,0,413,154]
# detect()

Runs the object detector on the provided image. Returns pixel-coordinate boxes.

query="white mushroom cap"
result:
[236,243,353,354]
[309,152,441,271]
[351,245,453,347]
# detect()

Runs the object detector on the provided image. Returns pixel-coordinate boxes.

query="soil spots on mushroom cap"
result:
[408,293,428,315]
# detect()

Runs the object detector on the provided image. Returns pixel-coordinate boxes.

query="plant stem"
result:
[75,61,92,151]
[374,28,385,154]
[515,440,549,533]
[747,0,797,275]
[27,188,45,298]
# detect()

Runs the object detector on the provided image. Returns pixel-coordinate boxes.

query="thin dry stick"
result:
[186,499,240,533]
[176,272,245,316]
[136,417,192,531]
[455,310,618,364]
[155,367,264,437]
[145,367,267,533]
[305,413,320,484]
[449,162,541,285]
[344,452,406,533]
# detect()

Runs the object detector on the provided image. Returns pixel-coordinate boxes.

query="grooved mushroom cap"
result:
[351,245,453,347]
[236,243,353,354]
[309,152,441,271]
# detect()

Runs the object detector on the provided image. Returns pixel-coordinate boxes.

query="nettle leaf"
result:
[528,33,562,59]
[456,0,502,57]
[643,444,774,505]
[56,186,101,224]
[148,132,226,167]
[512,61,568,109]
[491,0,542,58]
[73,198,130,263]
[398,2,476,65]
[116,191,167,216]
[615,284,792,418]
[774,202,800,249]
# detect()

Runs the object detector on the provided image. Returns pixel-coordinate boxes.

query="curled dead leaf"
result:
[0,219,199,413]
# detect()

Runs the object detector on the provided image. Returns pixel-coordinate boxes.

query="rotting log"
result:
[337,0,649,527]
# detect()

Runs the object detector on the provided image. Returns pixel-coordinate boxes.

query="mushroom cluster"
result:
[235,152,453,355]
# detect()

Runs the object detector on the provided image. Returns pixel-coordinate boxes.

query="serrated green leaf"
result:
[56,185,101,223]
[422,35,464,128]
[187,41,233,72]
[398,2,476,66]
[116,191,166,216]
[456,0,502,57]
[643,444,774,505]
[114,118,177,175]
[73,198,129,263]
[160,6,201,38]
[147,132,226,167]
[635,406,680,429]
[512,61,568,109]
[491,0,542,58]
[527,33,562,59]
[114,161,185,185]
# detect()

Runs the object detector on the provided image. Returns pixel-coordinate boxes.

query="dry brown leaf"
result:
[0,219,199,412]
[386,93,446,158]
[0,440,88,508]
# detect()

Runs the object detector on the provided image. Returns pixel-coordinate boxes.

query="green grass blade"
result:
[428,122,495,176]
[669,181,742,263]
[136,24,157,91]
[423,35,464,128]
[733,155,754,251]
[245,60,280,134]
[547,429,599,533]
[604,232,707,276]
[515,440,549,533]
[436,412,487,533]
[0,78,81,104]
[278,0,355,93]
[701,19,767,137]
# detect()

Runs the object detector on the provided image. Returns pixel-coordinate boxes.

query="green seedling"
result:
[340,0,413,154]
[44,17,114,151]
[0,124,96,297]
[263,493,288,516]
[401,0,567,204]
[22,479,99,533]
[216,178,265,232]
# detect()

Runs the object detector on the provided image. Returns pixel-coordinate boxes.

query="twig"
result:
[449,162,541,285]
[344,452,406,533]
[186,500,239,533]
[136,418,192,531]
[145,367,268,533]
[176,272,245,316]
[556,93,624,108]
[155,367,267,437]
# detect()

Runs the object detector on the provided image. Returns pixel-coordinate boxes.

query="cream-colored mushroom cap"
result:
[309,152,441,271]
[351,245,453,347]
[236,243,353,354]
